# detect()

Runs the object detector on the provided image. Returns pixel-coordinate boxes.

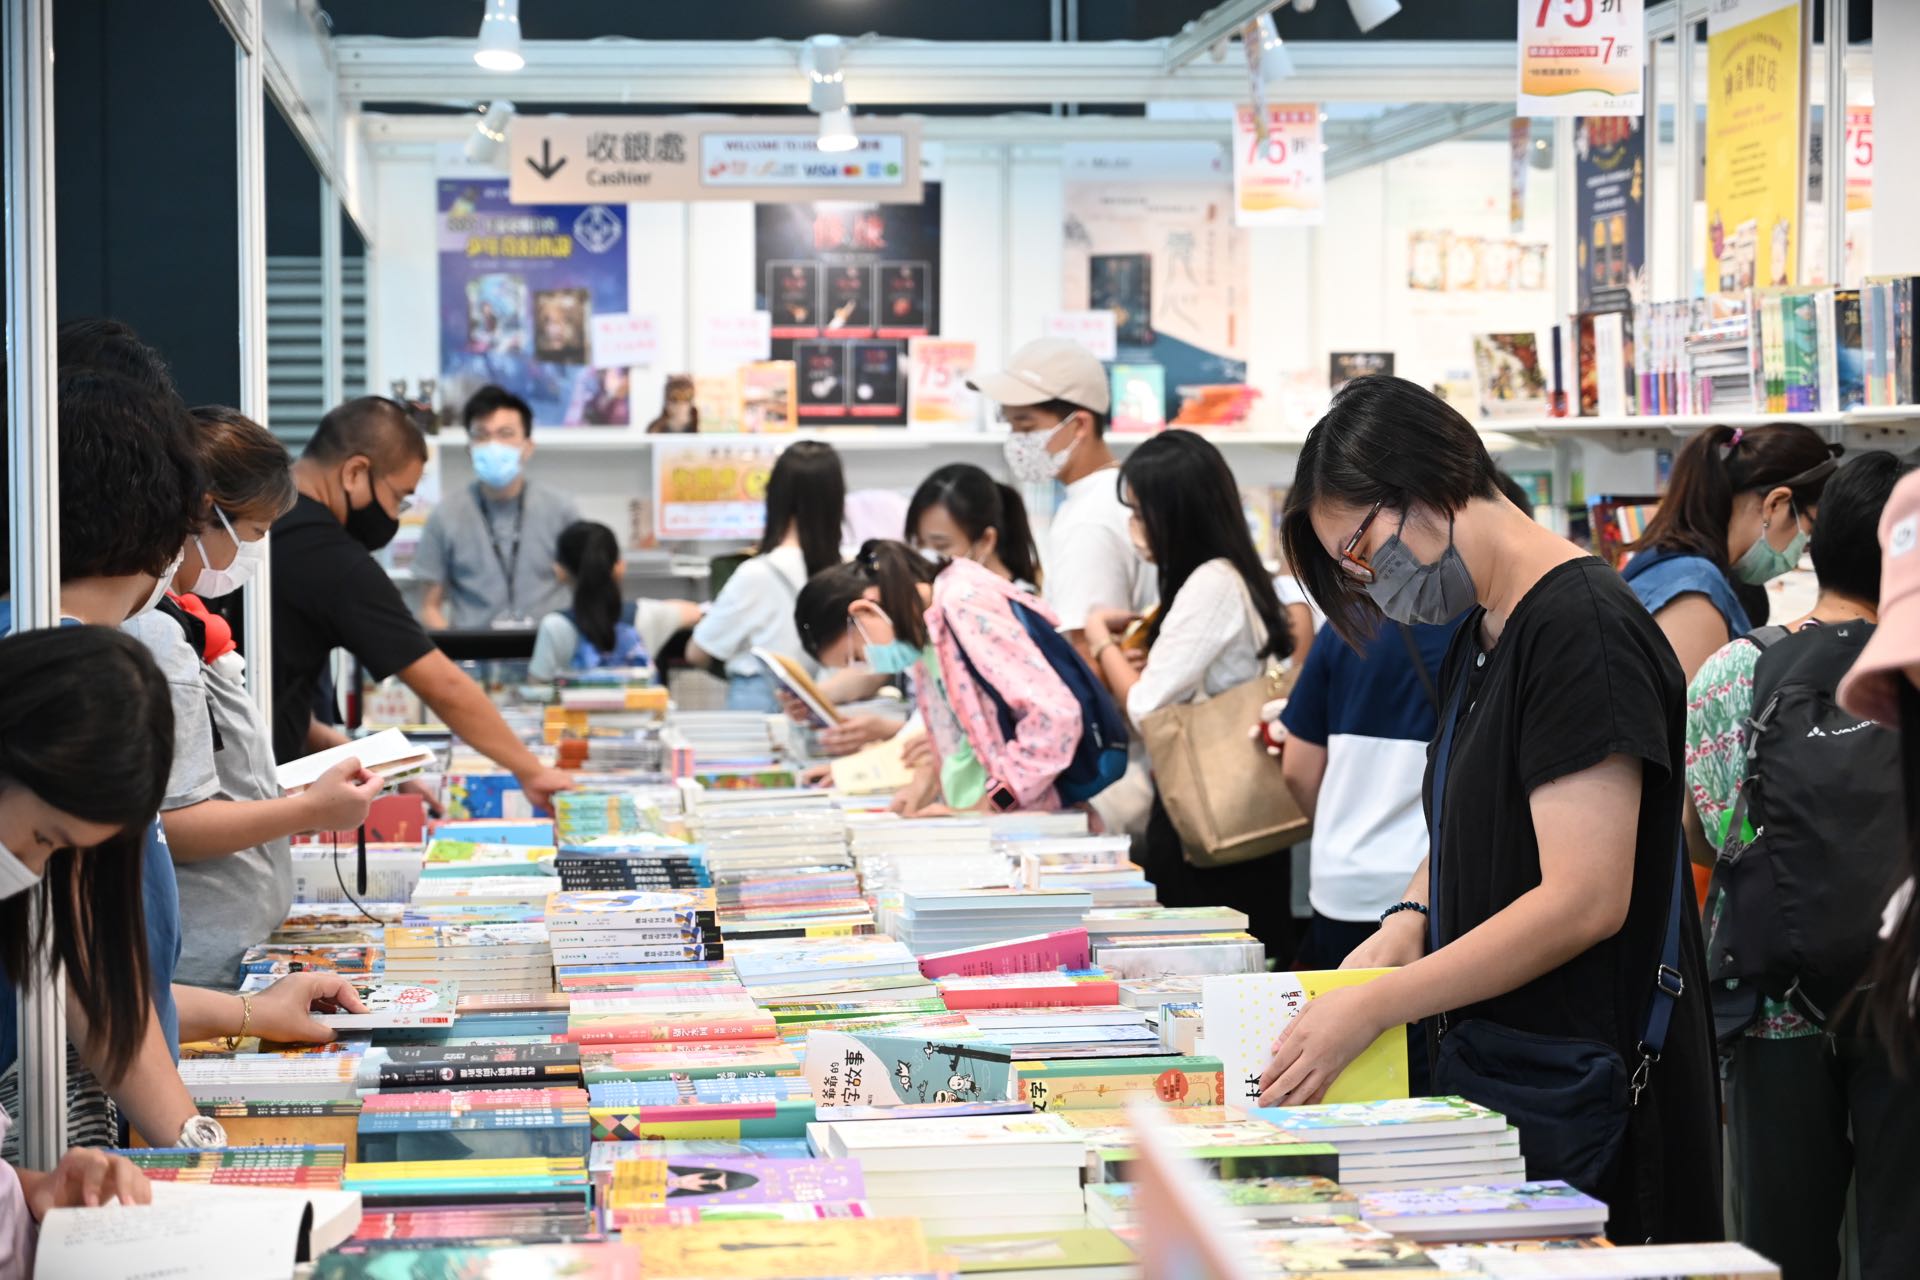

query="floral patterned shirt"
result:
[1683,634,1816,1040]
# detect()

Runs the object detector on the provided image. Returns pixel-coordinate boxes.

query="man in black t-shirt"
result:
[270,397,572,810]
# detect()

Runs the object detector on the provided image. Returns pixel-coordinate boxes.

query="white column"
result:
[321,177,345,408]
[237,7,274,720]
[4,0,67,1170]
[1874,0,1920,271]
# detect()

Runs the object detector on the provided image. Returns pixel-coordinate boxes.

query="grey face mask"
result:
[1363,517,1477,625]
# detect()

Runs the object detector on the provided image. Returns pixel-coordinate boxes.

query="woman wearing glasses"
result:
[1271,378,1720,1245]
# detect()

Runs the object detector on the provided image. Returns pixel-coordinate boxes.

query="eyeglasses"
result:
[1339,501,1384,583]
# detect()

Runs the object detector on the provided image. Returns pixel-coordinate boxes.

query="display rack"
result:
[522,427,1312,453]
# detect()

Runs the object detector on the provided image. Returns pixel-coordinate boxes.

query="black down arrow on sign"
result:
[526,139,567,180]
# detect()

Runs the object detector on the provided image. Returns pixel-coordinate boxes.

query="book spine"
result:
[563,1017,776,1046]
[938,981,1121,1010]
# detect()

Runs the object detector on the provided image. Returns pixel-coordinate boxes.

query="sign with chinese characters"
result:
[1846,105,1873,212]
[1041,310,1119,361]
[588,313,660,370]
[1518,0,1645,117]
[1705,0,1805,291]
[1574,115,1646,311]
[906,338,978,426]
[1231,103,1324,228]
[509,116,922,205]
[436,180,630,426]
[696,312,774,374]
[652,437,783,542]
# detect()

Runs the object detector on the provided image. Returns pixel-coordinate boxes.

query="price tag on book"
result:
[1517,0,1645,118]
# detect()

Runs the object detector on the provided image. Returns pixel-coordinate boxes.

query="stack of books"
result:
[555,833,711,892]
[847,817,1009,898]
[239,942,384,980]
[1086,1173,1355,1228]
[356,1086,593,1162]
[599,1155,865,1229]
[382,921,553,995]
[1252,1096,1525,1191]
[348,1202,599,1248]
[1059,1106,1339,1185]
[418,837,558,880]
[545,888,724,973]
[358,1043,583,1093]
[340,1156,592,1207]
[936,971,1121,1011]
[1355,1179,1609,1241]
[119,1144,348,1188]
[808,1113,1089,1236]
[1011,1053,1227,1113]
[177,1051,362,1105]
[1010,836,1155,907]
[892,889,1093,957]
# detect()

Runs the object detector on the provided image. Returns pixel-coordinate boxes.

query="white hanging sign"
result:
[589,313,661,369]
[1518,0,1645,117]
[1041,310,1118,361]
[1232,103,1325,228]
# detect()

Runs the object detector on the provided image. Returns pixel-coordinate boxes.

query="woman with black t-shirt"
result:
[1272,377,1721,1244]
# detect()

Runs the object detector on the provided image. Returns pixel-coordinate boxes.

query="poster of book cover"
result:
[1575,115,1646,313]
[1062,181,1248,422]
[437,180,631,427]
[752,187,941,427]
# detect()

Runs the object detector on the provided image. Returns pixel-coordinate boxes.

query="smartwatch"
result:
[176,1115,228,1148]
[983,778,1019,813]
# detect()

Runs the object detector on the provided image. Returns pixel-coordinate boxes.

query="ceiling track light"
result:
[465,100,516,165]
[474,0,524,72]
[1252,13,1294,83]
[803,35,859,152]
[1347,0,1401,35]
[816,106,859,153]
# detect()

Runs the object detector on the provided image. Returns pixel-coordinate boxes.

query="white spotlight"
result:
[475,0,524,72]
[804,34,850,113]
[465,101,515,165]
[817,107,859,153]
[1348,0,1401,34]
[1255,13,1295,83]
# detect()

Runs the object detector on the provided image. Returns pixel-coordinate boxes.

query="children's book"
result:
[315,980,460,1030]
[803,1030,1016,1108]
[603,1157,863,1227]
[1202,969,1408,1107]
[1355,1180,1609,1242]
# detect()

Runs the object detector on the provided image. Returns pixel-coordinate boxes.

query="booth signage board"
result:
[1574,115,1646,312]
[1042,311,1119,361]
[589,313,661,369]
[1705,0,1805,292]
[652,438,783,542]
[508,117,923,205]
[1231,104,1325,228]
[906,338,979,426]
[1517,0,1645,117]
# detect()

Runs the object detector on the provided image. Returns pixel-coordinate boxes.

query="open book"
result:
[751,647,841,725]
[35,1182,362,1279]
[276,728,436,794]
[829,733,913,795]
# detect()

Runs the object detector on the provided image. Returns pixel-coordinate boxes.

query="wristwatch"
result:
[175,1115,228,1148]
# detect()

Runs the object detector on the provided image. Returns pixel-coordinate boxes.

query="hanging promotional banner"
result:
[906,338,978,427]
[1518,0,1645,117]
[652,437,783,542]
[1231,103,1325,228]
[437,180,631,426]
[1509,118,1532,233]
[509,116,923,206]
[1846,105,1873,212]
[1575,115,1646,312]
[1041,310,1119,361]
[1705,0,1805,292]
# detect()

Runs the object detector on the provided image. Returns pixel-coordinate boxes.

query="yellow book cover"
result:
[829,735,914,795]
[623,1216,934,1279]
[1202,968,1409,1107]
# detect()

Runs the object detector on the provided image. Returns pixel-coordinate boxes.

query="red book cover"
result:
[939,981,1122,1010]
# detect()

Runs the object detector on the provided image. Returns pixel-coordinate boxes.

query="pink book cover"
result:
[361,1087,590,1113]
[940,981,1122,1011]
[604,1158,864,1227]
[918,929,1092,980]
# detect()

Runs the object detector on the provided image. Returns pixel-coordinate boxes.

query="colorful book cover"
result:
[1201,969,1408,1107]
[591,1098,816,1142]
[422,839,559,876]
[238,944,382,978]
[917,929,1091,979]
[804,1031,1016,1108]
[564,1012,777,1047]
[1355,1180,1606,1225]
[433,819,557,846]
[619,1216,935,1279]
[1108,363,1167,433]
[1012,1054,1226,1111]
[926,1228,1135,1273]
[384,923,550,956]
[582,1044,801,1084]
[1246,1094,1504,1143]
[604,1157,863,1223]
[587,1139,815,1172]
[547,888,719,925]
[316,980,460,1029]
[374,1044,582,1090]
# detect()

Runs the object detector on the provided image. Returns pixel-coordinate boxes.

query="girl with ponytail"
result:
[530,522,673,680]
[794,539,1082,815]
[906,463,1044,591]
[1622,422,1840,680]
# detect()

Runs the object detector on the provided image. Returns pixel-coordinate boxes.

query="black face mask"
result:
[344,465,401,552]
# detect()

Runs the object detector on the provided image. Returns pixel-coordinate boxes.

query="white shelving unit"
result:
[522,426,1310,453]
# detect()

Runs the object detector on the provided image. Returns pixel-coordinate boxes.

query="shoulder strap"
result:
[1425,658,1473,956]
[1398,624,1440,715]
[1744,624,1791,651]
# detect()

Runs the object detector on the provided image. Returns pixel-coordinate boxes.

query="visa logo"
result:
[803,164,841,178]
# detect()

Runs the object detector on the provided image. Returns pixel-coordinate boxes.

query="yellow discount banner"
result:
[1705,0,1805,292]
[1517,0,1645,117]
[652,438,782,542]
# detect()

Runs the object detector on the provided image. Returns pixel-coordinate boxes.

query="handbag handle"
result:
[1230,572,1288,699]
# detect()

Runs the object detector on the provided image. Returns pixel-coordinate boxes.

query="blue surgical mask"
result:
[852,614,921,675]
[471,441,524,490]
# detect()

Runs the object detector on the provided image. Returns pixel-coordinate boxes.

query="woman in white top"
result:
[686,441,845,712]
[1086,430,1296,951]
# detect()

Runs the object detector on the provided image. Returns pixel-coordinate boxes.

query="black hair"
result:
[1037,397,1109,438]
[794,542,939,661]
[1493,469,1535,513]
[1629,423,1841,570]
[760,440,846,579]
[57,318,178,394]
[905,463,1043,589]
[462,384,535,438]
[304,396,431,470]
[190,405,296,523]
[1121,431,1289,661]
[1809,451,1911,606]
[1280,377,1501,647]
[55,367,205,582]
[0,627,171,1081]
[556,521,623,655]
[666,1166,762,1196]
[1863,678,1920,1069]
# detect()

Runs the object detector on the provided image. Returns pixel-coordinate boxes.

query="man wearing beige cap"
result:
[968,337,1157,660]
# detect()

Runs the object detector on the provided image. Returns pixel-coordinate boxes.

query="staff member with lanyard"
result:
[418,386,579,630]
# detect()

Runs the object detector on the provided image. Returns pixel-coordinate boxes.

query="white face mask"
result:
[1003,415,1076,485]
[129,546,186,619]
[192,508,266,598]
[0,840,43,900]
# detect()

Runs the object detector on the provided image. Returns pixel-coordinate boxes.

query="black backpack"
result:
[1707,621,1908,1033]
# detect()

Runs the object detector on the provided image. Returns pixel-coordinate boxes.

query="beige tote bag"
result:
[1139,580,1311,868]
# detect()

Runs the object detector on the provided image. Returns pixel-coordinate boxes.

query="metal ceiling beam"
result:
[1323,100,1515,179]
[332,37,1516,107]
[1163,0,1281,72]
